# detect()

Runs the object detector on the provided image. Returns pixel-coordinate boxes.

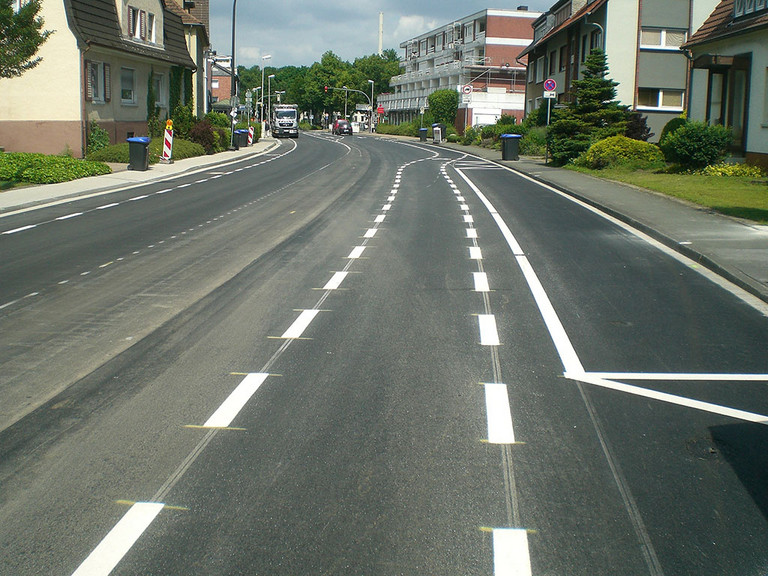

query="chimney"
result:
[517,5,529,10]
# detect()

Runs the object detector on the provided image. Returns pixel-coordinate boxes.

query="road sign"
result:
[544,78,557,91]
[462,84,472,95]
[377,105,385,114]
[230,108,238,118]
[544,90,557,99]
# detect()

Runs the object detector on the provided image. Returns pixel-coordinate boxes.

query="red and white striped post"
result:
[247,126,254,146]
[161,119,174,163]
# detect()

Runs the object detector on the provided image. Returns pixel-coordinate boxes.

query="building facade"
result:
[520,0,718,141]
[0,0,198,157]
[376,7,541,130]
[684,0,768,167]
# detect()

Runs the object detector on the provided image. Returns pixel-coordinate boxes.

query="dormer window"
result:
[128,6,156,43]
[734,0,767,17]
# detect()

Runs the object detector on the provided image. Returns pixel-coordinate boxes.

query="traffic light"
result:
[324,85,328,93]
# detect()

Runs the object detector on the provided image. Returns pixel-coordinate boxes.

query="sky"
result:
[210,1,553,69]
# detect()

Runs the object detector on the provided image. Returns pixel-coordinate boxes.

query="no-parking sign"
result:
[543,78,557,92]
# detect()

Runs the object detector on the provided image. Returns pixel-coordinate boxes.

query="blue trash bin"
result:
[126,137,151,170]
[500,134,522,161]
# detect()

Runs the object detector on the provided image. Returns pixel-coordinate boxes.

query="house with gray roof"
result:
[0,0,200,157]
[683,0,768,168]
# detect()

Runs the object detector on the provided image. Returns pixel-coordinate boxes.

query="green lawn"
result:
[568,166,768,224]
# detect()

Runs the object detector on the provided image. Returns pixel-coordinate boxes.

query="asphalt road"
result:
[0,133,767,575]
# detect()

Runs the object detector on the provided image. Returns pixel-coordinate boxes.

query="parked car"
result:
[332,119,353,135]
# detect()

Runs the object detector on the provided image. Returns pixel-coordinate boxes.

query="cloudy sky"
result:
[210,1,553,69]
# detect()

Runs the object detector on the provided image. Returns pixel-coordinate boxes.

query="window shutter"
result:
[140,10,146,40]
[128,8,135,36]
[104,64,111,102]
[85,60,93,101]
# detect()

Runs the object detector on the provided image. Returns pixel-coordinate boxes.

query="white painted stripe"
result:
[128,195,148,201]
[467,228,478,239]
[493,528,532,576]
[323,271,348,290]
[348,246,366,259]
[382,204,392,211]
[469,246,483,260]
[486,37,532,47]
[375,215,386,223]
[57,212,83,220]
[589,372,768,381]
[457,196,465,201]
[388,195,396,201]
[571,373,768,425]
[281,309,320,339]
[478,314,500,346]
[96,203,120,210]
[155,188,173,194]
[485,384,515,443]
[364,228,378,238]
[2,224,37,235]
[71,502,164,576]
[463,215,474,223]
[473,272,490,292]
[460,204,469,211]
[177,183,191,188]
[203,373,270,428]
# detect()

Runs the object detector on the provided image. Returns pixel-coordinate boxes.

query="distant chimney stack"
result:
[517,5,529,10]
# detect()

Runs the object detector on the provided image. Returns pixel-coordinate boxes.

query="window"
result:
[559,45,567,72]
[590,30,602,51]
[581,35,588,63]
[212,78,219,89]
[464,23,474,41]
[147,13,155,43]
[637,88,684,110]
[536,56,545,83]
[640,28,686,49]
[549,51,557,75]
[85,61,110,103]
[120,67,135,103]
[153,74,164,108]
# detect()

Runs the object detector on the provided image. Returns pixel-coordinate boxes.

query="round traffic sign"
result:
[462,84,472,95]
[544,78,557,92]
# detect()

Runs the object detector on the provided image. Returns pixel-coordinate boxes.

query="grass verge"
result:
[567,166,768,224]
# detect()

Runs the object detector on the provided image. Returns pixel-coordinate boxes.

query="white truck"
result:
[271,104,299,138]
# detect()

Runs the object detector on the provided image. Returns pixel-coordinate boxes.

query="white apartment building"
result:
[376,7,541,131]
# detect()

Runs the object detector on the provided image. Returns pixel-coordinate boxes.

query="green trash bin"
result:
[500,134,522,161]
[126,137,150,171]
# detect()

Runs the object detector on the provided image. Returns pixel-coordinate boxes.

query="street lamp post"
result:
[229,0,238,150]
[260,54,272,131]
[267,74,275,134]
[368,79,375,132]
[343,85,348,118]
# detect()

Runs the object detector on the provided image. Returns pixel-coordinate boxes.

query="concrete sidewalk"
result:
[438,141,768,306]
[0,138,279,215]
[2,134,767,305]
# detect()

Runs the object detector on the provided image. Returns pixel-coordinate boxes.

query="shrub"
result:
[699,163,766,178]
[205,111,231,129]
[88,138,205,164]
[575,135,665,169]
[446,134,460,143]
[87,121,111,155]
[461,126,478,145]
[660,121,733,169]
[547,114,593,166]
[0,152,110,183]
[188,119,217,154]
[625,112,653,141]
[658,116,688,145]
[171,103,196,139]
[519,127,547,156]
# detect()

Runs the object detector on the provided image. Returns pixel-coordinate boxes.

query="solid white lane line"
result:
[469,246,483,260]
[281,309,320,339]
[364,228,378,238]
[473,272,490,292]
[2,224,37,235]
[203,373,270,428]
[348,246,366,259]
[493,528,532,576]
[71,502,164,576]
[589,372,768,381]
[485,384,516,444]
[323,271,349,290]
[56,212,83,220]
[571,373,768,425]
[478,314,500,346]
